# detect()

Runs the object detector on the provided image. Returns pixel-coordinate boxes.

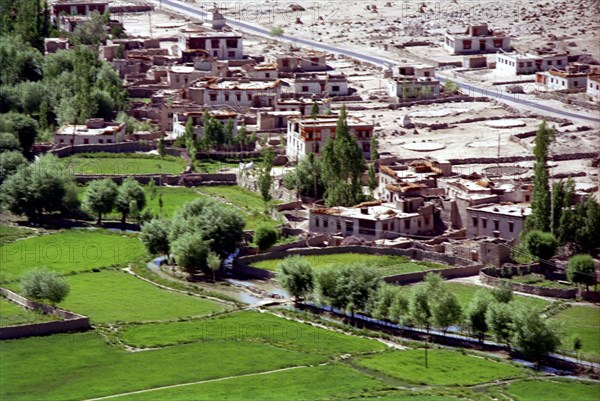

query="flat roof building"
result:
[466,203,531,242]
[444,23,510,55]
[54,119,125,147]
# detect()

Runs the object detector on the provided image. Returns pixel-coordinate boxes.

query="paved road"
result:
[152,0,600,123]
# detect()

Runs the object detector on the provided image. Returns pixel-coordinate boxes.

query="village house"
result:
[496,50,568,75]
[387,76,440,99]
[466,203,531,242]
[266,51,328,73]
[172,109,239,139]
[50,0,107,20]
[54,119,125,146]
[586,74,600,100]
[188,78,282,108]
[309,200,436,240]
[275,98,330,115]
[257,111,301,131]
[245,63,279,79]
[44,37,70,55]
[286,115,374,161]
[292,74,350,97]
[444,23,510,55]
[167,65,210,89]
[178,30,243,60]
[377,160,451,201]
[536,67,588,92]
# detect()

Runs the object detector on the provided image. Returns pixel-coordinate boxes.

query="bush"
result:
[21,268,70,304]
[278,255,314,302]
[567,254,596,289]
[523,230,558,264]
[254,224,278,251]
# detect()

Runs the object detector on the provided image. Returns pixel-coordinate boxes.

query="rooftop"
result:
[289,115,372,128]
[312,202,419,221]
[468,203,532,217]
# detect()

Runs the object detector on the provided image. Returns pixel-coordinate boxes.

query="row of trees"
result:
[140,198,245,278]
[83,178,147,224]
[179,112,257,153]
[278,258,564,365]
[523,121,599,255]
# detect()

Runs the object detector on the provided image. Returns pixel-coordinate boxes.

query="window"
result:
[336,221,341,230]
[209,94,217,102]
[315,218,319,227]
[332,85,340,92]
[59,139,64,143]
[282,59,289,67]
[346,221,353,233]
[226,39,238,48]
[310,57,319,66]
[557,60,562,65]
[574,81,578,87]
[509,222,514,232]
[493,39,503,48]
[525,195,530,202]
[493,220,499,230]
[482,218,487,229]
[83,138,89,144]
[301,86,309,92]
[463,40,472,50]
[211,39,219,48]
[107,139,112,143]
[527,61,532,67]
[323,219,328,228]
[224,94,229,101]
[265,73,270,78]
[548,60,552,66]
[228,51,235,58]
[236,94,241,101]
[404,220,411,230]
[383,222,388,231]
[472,217,478,227]
[519,62,524,68]
[247,93,252,101]
[98,139,104,144]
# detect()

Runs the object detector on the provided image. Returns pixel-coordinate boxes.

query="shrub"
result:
[254,224,278,251]
[21,268,70,304]
[567,254,596,290]
[523,230,558,264]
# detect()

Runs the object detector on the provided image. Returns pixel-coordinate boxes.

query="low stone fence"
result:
[233,246,480,281]
[480,267,600,300]
[388,96,489,109]
[0,288,90,340]
[448,152,597,166]
[74,173,237,186]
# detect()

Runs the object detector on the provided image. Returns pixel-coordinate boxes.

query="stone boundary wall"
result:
[388,96,490,109]
[448,152,597,166]
[74,173,237,186]
[233,246,480,281]
[0,288,90,340]
[480,267,600,301]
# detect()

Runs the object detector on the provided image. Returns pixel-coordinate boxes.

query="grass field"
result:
[251,253,449,277]
[0,230,147,281]
[144,187,205,217]
[355,349,524,386]
[0,297,57,326]
[112,364,385,401]
[444,282,550,310]
[59,270,226,323]
[118,311,386,355]
[194,159,240,173]
[197,185,280,230]
[551,305,600,359]
[62,154,186,175]
[510,274,574,289]
[0,225,34,245]
[506,379,600,401]
[0,331,325,401]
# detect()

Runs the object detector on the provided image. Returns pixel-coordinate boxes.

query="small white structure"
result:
[587,75,600,100]
[466,203,531,242]
[496,51,568,75]
[167,66,207,89]
[536,69,588,91]
[188,78,281,108]
[246,63,279,79]
[292,74,350,97]
[444,23,510,55]
[286,115,374,161]
[388,77,440,99]
[266,51,328,73]
[54,119,125,147]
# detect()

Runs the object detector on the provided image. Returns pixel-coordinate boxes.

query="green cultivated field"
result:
[0,225,34,245]
[551,306,600,359]
[197,185,279,230]
[60,270,226,323]
[356,349,524,386]
[0,297,56,326]
[506,379,600,401]
[444,282,550,310]
[0,230,146,281]
[0,331,325,401]
[195,159,240,173]
[62,154,186,175]
[251,253,449,277]
[145,187,205,217]
[118,311,385,355]
[113,364,385,401]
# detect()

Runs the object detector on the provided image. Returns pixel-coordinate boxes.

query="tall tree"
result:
[278,255,314,302]
[84,178,117,224]
[567,254,596,290]
[464,289,493,342]
[511,306,561,367]
[257,147,275,206]
[115,177,146,224]
[140,218,172,260]
[526,121,555,232]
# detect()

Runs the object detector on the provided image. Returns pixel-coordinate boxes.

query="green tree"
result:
[409,284,432,330]
[310,101,319,119]
[157,137,166,157]
[444,79,460,94]
[84,178,117,224]
[464,289,493,342]
[523,230,558,265]
[0,132,21,153]
[567,254,596,290]
[490,280,513,303]
[370,136,379,161]
[511,307,561,367]
[71,11,108,45]
[485,301,513,347]
[0,112,38,153]
[21,268,70,304]
[140,218,172,260]
[551,179,575,237]
[206,251,221,282]
[0,150,27,183]
[278,255,314,302]
[285,152,323,198]
[115,177,146,224]
[253,224,278,251]
[223,118,234,145]
[172,232,209,275]
[321,106,367,207]
[257,147,275,206]
[367,164,377,194]
[269,26,284,37]
[526,121,555,232]
[430,290,462,332]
